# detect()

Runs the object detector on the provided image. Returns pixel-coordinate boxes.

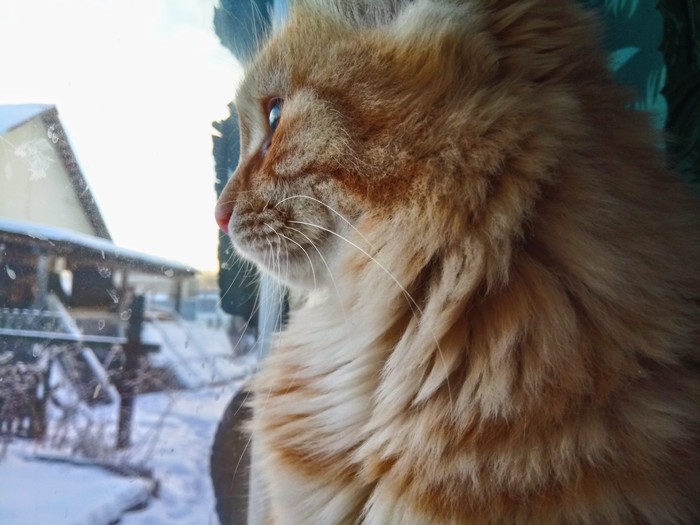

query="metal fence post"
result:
[116,295,144,449]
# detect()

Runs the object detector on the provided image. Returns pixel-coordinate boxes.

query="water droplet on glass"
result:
[97,266,112,278]
[120,309,132,321]
[107,289,119,304]
[6,267,16,280]
[163,268,174,277]
[98,319,106,331]
[47,125,59,144]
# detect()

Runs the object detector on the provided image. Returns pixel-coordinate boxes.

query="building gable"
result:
[0,105,110,239]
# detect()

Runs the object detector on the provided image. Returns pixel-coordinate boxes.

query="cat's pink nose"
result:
[215,205,232,234]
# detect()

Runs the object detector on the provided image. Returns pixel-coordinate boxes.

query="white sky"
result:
[0,0,243,271]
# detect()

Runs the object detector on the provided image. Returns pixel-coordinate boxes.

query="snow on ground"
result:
[0,380,249,525]
[0,319,258,524]
[0,450,153,525]
[120,382,245,525]
[148,320,257,388]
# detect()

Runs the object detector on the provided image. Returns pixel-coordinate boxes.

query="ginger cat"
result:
[215,1,700,523]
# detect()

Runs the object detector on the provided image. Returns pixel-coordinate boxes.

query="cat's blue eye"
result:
[268,98,283,134]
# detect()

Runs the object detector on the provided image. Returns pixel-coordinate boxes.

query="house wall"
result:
[127,273,194,298]
[0,116,96,235]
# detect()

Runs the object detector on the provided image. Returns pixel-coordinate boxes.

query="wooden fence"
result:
[0,353,51,439]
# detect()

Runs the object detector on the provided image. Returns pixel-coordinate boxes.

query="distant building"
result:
[0,104,195,312]
[0,104,199,427]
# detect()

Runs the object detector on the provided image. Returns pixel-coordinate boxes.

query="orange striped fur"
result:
[215,1,700,523]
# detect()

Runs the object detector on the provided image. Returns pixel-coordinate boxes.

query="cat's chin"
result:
[232,240,322,292]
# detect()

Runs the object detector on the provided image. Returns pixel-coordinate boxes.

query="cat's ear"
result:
[295,0,412,28]
[294,0,475,51]
[483,0,604,84]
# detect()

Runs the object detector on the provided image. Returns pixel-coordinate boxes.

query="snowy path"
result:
[0,453,153,525]
[120,383,244,525]
[0,382,245,525]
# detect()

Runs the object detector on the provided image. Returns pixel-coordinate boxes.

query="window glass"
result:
[0,2,256,524]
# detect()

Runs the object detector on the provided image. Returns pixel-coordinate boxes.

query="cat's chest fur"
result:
[251,292,387,523]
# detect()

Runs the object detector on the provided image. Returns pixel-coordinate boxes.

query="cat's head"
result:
[215,0,606,290]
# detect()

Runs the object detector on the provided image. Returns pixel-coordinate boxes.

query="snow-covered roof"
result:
[0,104,111,239]
[0,103,53,134]
[0,218,196,276]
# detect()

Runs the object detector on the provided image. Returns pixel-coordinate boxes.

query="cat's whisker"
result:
[280,229,290,292]
[264,238,274,279]
[230,422,254,487]
[274,195,375,251]
[241,253,261,289]
[217,262,244,310]
[275,229,282,283]
[284,224,349,325]
[269,237,284,297]
[289,219,454,408]
[264,223,318,291]
[279,230,288,286]
[288,220,418,310]
[227,272,263,359]
[224,249,238,267]
[265,229,281,280]
[218,248,250,307]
